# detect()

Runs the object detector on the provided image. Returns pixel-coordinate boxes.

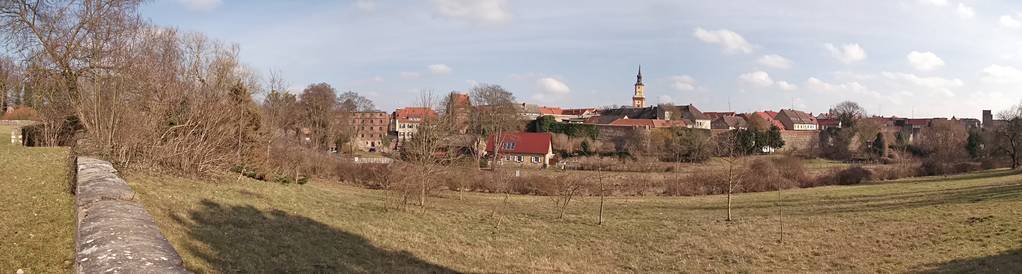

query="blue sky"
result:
[143,0,1022,118]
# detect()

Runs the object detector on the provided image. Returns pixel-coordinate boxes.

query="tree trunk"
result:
[726,190,732,221]
[598,169,605,225]
[777,186,783,243]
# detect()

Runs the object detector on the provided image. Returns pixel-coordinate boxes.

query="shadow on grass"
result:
[921,248,1022,274]
[173,199,456,273]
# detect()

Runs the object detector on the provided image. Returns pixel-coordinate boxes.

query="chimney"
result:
[983,110,993,128]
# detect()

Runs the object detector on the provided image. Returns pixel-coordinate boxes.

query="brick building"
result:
[351,111,389,151]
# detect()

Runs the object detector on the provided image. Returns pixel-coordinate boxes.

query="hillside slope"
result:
[128,169,1022,273]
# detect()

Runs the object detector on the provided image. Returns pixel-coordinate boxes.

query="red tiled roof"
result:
[393,107,438,123]
[748,111,785,129]
[538,107,564,115]
[486,132,552,155]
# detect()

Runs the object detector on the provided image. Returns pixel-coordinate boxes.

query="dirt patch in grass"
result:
[127,168,1022,273]
[0,125,75,272]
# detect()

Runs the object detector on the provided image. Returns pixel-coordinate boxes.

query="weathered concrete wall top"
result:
[75,157,190,273]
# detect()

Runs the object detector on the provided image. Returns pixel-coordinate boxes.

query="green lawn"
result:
[0,125,75,272]
[126,167,1022,273]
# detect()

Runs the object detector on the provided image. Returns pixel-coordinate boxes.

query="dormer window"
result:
[502,142,516,150]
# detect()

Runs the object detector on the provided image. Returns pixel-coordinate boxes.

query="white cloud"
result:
[980,64,1022,84]
[432,0,511,25]
[757,54,792,69]
[825,43,867,64]
[530,77,571,103]
[918,0,949,6]
[777,81,797,91]
[176,0,221,12]
[370,76,384,82]
[907,51,945,71]
[658,95,674,104]
[956,3,975,19]
[427,64,452,75]
[537,77,570,95]
[668,75,697,91]
[693,27,754,54]
[806,77,878,98]
[1000,15,1022,28]
[881,72,962,96]
[739,71,774,87]
[400,72,421,80]
[355,0,376,11]
[466,80,479,87]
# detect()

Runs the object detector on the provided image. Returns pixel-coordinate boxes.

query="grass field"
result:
[0,125,75,273]
[126,167,1022,273]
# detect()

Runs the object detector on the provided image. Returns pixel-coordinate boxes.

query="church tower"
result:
[632,65,646,108]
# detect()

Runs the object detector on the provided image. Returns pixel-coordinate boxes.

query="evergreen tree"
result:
[965,130,984,159]
[872,132,887,158]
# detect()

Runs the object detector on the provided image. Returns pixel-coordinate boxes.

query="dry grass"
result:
[0,125,75,272]
[126,167,1022,273]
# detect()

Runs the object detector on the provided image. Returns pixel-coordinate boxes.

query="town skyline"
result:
[144,0,1022,118]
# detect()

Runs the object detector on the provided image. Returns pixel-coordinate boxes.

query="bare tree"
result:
[556,175,585,219]
[716,131,751,221]
[400,89,460,209]
[1,0,144,144]
[298,83,338,150]
[337,91,376,112]
[597,168,607,225]
[996,103,1022,169]
[470,84,521,169]
[829,101,865,128]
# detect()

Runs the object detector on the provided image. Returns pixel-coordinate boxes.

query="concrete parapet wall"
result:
[74,157,190,273]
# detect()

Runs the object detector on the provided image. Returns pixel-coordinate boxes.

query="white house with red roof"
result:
[485,132,555,168]
[391,107,438,144]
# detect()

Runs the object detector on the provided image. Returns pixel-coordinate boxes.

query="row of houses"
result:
[344,66,995,168]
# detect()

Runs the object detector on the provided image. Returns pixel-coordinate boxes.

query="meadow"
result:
[0,125,75,273]
[127,167,1022,273]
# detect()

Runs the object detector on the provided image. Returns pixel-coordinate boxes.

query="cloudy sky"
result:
[144,0,1022,118]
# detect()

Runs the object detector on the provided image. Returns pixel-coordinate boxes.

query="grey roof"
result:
[778,109,815,124]
[712,116,748,129]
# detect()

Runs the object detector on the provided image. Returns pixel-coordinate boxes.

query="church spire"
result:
[632,65,646,108]
[636,65,643,85]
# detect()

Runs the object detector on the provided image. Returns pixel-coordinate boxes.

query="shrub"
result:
[742,159,780,193]
[872,165,918,181]
[663,172,724,196]
[951,162,982,174]
[1,106,41,121]
[510,175,561,196]
[812,166,873,186]
[834,166,873,185]
[918,159,947,176]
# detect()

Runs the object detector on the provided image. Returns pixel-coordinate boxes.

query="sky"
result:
[142,0,1022,119]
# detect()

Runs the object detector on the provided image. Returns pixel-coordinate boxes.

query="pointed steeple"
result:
[635,65,644,85]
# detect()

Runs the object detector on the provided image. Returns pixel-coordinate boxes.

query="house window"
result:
[502,142,516,150]
[532,156,540,163]
[516,156,523,162]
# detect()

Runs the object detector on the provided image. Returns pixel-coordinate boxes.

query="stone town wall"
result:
[74,157,190,273]
[779,130,818,152]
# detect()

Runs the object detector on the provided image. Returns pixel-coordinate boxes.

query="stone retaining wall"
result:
[74,157,190,273]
